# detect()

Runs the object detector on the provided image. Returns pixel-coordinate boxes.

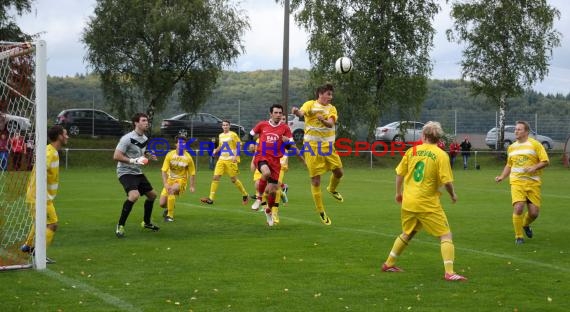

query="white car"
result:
[375,121,424,143]
[0,112,32,133]
[287,114,305,142]
[485,125,554,150]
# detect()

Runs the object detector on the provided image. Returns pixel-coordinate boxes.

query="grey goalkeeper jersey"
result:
[116,131,148,177]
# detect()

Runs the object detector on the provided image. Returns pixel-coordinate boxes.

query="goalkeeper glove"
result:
[129,156,148,165]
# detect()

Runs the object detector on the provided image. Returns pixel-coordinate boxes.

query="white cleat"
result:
[251,198,262,211]
[264,208,274,227]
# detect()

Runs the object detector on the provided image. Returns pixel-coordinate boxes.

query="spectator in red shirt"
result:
[9,132,25,170]
[449,140,461,168]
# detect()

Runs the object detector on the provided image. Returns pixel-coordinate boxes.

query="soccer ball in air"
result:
[335,56,353,74]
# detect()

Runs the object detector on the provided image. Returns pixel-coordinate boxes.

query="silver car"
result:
[0,112,32,134]
[485,125,554,150]
[375,121,424,143]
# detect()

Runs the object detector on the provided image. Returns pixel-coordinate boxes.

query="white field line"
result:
[42,269,141,312]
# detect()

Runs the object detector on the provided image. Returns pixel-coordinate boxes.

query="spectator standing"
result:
[460,136,472,170]
[0,132,8,171]
[449,140,460,168]
[9,132,25,170]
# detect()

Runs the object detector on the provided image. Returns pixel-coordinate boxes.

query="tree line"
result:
[46,70,570,137]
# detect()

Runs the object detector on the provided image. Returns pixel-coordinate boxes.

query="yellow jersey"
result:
[506,137,549,186]
[218,131,241,161]
[299,100,338,146]
[161,149,195,179]
[396,143,453,212]
[26,144,59,203]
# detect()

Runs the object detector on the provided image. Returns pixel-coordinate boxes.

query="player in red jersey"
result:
[250,104,293,226]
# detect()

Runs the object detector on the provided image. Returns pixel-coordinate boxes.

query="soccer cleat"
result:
[265,208,274,227]
[444,273,467,281]
[515,237,524,245]
[272,207,280,224]
[141,222,160,231]
[164,216,174,222]
[326,186,344,202]
[20,244,33,253]
[46,256,56,264]
[523,226,533,238]
[381,263,404,272]
[242,195,249,205]
[200,197,214,205]
[115,224,125,238]
[281,191,289,204]
[250,194,259,200]
[319,212,332,225]
[251,198,262,211]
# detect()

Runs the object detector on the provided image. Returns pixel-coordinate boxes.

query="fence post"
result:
[64,148,69,169]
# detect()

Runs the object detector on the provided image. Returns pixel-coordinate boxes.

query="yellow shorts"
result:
[401,208,450,237]
[28,201,58,225]
[214,159,239,177]
[160,178,187,197]
[304,148,343,177]
[511,184,542,207]
[253,169,262,182]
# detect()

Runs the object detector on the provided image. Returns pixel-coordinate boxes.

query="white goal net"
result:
[0,41,47,270]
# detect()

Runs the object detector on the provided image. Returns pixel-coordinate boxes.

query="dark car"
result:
[160,113,246,139]
[55,109,131,137]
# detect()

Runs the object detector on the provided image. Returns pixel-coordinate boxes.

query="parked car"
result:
[287,114,305,142]
[0,112,32,133]
[375,121,425,143]
[485,125,554,150]
[55,108,131,137]
[160,113,246,139]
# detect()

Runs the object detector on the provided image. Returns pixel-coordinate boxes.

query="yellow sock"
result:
[167,195,176,218]
[46,227,55,247]
[328,175,341,192]
[522,212,536,227]
[233,179,248,196]
[209,180,219,200]
[385,234,408,267]
[311,185,324,213]
[24,224,35,247]
[513,214,524,238]
[275,189,281,204]
[441,239,455,274]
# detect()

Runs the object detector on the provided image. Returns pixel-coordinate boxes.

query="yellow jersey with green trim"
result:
[299,100,338,146]
[396,143,453,212]
[26,144,59,204]
[218,131,241,162]
[161,149,195,179]
[506,137,549,186]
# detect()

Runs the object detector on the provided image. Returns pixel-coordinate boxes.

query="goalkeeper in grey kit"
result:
[113,113,159,238]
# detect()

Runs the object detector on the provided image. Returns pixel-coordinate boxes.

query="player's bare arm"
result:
[524,160,549,174]
[495,165,511,182]
[444,183,457,203]
[317,115,335,128]
[292,106,305,117]
[395,175,404,204]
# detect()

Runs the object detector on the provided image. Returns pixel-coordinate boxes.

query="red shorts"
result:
[254,156,281,183]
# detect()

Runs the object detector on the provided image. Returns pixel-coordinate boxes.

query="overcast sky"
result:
[13,0,570,95]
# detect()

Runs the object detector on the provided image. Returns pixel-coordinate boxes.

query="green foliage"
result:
[0,0,33,41]
[45,72,570,136]
[447,0,561,149]
[289,0,440,141]
[82,0,249,127]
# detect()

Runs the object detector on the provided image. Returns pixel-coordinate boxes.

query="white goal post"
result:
[0,40,47,271]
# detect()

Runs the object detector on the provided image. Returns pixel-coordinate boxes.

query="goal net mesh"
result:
[0,42,37,270]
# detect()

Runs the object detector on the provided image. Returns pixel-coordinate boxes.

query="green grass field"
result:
[2,158,569,311]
